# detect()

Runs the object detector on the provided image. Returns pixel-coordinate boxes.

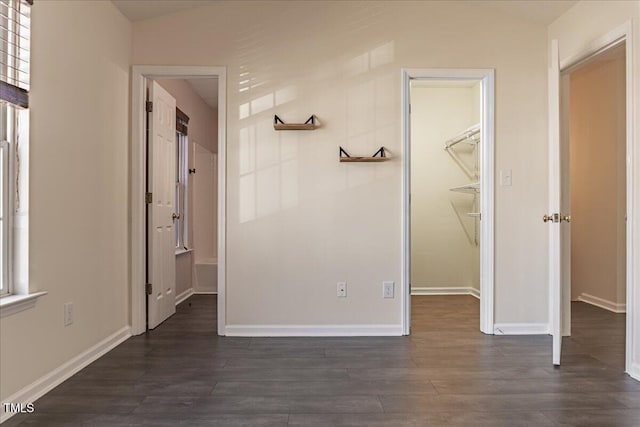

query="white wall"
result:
[193,144,217,265]
[0,0,131,406]
[410,85,480,291]
[133,0,549,328]
[569,53,626,306]
[549,0,640,377]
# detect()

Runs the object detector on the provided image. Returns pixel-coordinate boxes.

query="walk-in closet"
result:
[410,80,481,331]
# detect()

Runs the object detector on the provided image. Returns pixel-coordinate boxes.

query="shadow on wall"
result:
[236,39,396,224]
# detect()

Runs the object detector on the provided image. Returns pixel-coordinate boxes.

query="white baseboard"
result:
[493,323,549,335]
[175,288,195,305]
[224,324,403,337]
[412,286,480,299]
[628,362,640,382]
[0,326,131,423]
[577,293,626,313]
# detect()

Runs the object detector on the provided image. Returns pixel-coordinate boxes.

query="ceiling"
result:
[113,0,577,25]
[186,78,219,109]
[111,1,210,22]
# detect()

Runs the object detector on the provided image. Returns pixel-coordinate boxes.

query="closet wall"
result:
[193,144,218,265]
[410,83,480,293]
[569,47,626,309]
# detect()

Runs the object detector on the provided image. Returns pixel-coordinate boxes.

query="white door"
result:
[548,40,571,365]
[147,81,177,329]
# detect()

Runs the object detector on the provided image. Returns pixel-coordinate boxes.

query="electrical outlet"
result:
[337,282,347,297]
[383,281,395,298]
[64,302,74,326]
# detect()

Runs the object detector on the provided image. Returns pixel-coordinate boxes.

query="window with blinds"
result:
[0,0,30,296]
[1,0,31,107]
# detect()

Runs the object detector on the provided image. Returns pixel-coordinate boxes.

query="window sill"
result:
[0,291,48,318]
[175,248,193,256]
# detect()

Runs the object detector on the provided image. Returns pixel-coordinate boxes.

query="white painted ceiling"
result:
[186,78,219,109]
[111,1,210,22]
[113,0,577,25]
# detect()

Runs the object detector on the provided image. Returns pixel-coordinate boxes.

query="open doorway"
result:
[131,65,226,335]
[409,80,481,332]
[561,42,627,371]
[145,78,219,330]
[401,68,495,335]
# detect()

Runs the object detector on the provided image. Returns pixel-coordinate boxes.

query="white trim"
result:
[630,363,640,382]
[553,21,636,377]
[577,293,626,314]
[411,286,480,299]
[175,288,194,306]
[0,326,130,424]
[194,291,217,295]
[130,65,226,336]
[225,324,403,337]
[548,38,562,366]
[401,68,495,336]
[0,291,47,318]
[493,323,549,335]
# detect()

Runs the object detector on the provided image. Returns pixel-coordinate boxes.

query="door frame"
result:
[130,65,227,336]
[401,68,495,335]
[551,21,637,379]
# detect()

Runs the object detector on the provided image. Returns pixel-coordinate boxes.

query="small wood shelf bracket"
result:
[273,115,317,130]
[339,146,389,163]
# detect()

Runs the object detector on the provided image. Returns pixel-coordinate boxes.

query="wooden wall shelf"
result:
[339,146,389,163]
[273,115,317,130]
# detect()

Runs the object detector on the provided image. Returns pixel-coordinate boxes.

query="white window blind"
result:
[1,0,31,107]
[0,0,29,296]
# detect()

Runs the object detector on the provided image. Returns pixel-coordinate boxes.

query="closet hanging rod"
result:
[444,124,481,149]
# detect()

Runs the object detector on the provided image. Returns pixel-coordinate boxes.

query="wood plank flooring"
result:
[4,295,638,426]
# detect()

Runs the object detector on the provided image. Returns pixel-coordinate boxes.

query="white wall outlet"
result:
[64,302,74,326]
[383,281,395,298]
[500,169,512,186]
[337,282,347,297]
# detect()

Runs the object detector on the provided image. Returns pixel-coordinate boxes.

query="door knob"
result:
[172,213,181,222]
[543,213,570,223]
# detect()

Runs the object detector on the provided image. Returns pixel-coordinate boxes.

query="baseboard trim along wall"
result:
[411,286,480,299]
[224,324,403,337]
[194,291,217,295]
[577,293,626,313]
[0,326,131,424]
[629,363,640,382]
[175,288,195,306]
[493,323,549,335]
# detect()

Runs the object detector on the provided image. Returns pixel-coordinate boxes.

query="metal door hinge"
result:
[145,192,153,204]
[146,101,153,113]
[146,283,152,295]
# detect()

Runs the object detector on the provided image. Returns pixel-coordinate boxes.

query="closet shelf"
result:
[273,114,317,130]
[444,123,480,149]
[449,182,479,193]
[339,146,390,162]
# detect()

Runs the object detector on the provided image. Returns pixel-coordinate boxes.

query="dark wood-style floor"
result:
[5,295,639,426]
